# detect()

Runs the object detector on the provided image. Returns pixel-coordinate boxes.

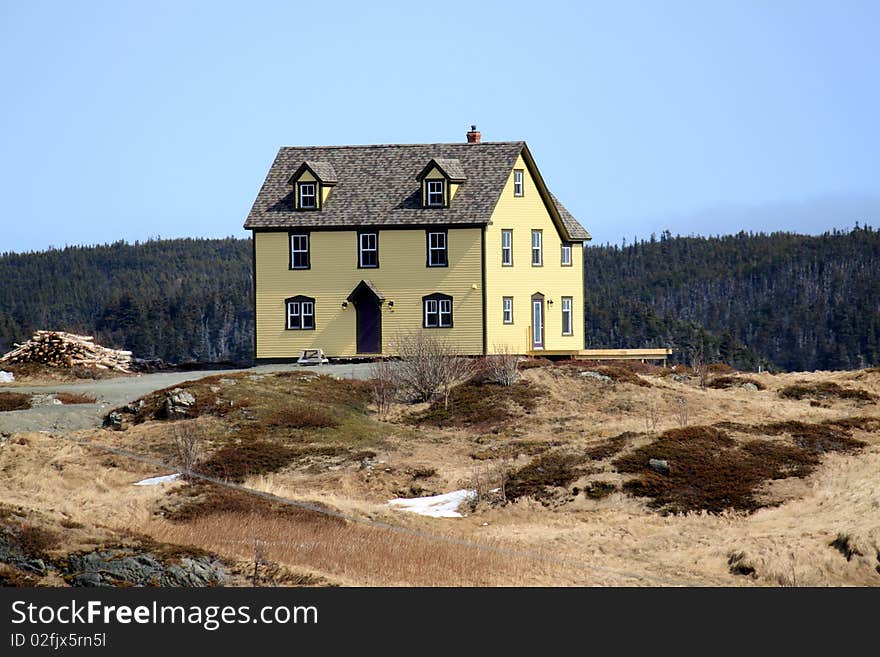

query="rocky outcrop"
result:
[62,549,226,587]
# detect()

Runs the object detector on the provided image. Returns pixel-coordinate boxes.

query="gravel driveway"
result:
[0,362,373,434]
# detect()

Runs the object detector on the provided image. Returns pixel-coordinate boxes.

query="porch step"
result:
[297,349,329,365]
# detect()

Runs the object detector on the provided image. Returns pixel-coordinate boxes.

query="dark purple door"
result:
[356,298,381,354]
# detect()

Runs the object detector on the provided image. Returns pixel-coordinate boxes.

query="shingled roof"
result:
[244,141,590,241]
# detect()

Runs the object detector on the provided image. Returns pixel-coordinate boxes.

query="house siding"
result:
[484,154,584,353]
[254,227,484,358]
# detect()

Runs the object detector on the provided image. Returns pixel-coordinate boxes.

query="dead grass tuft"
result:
[0,392,31,412]
[708,375,766,390]
[829,533,863,562]
[54,392,97,404]
[779,381,876,403]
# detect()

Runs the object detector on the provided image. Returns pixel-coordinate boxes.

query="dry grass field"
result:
[1,362,878,586]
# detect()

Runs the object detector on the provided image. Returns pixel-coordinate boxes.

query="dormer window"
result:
[298,182,316,209]
[426,180,444,207]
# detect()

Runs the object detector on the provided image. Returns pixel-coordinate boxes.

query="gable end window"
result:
[290,232,310,269]
[358,231,379,268]
[501,229,513,266]
[503,296,514,324]
[561,297,573,336]
[423,293,453,328]
[298,182,317,209]
[561,243,572,266]
[513,170,524,197]
[285,295,315,330]
[426,180,445,207]
[426,230,448,267]
[531,230,543,266]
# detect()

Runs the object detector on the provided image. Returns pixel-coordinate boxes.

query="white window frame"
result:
[513,170,524,197]
[286,298,315,330]
[426,180,444,207]
[531,230,542,266]
[561,243,572,266]
[424,299,439,327]
[299,182,317,209]
[301,301,314,329]
[438,299,452,327]
[427,231,447,267]
[561,297,573,336]
[501,229,513,266]
[359,232,378,268]
[290,233,309,269]
[287,301,300,329]
[503,296,513,324]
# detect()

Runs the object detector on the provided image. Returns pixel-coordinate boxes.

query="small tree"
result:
[369,358,398,420]
[172,420,202,478]
[485,345,520,386]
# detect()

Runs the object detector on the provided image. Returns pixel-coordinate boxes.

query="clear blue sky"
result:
[1,0,878,253]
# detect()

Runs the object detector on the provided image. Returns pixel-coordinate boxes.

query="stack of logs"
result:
[0,331,133,372]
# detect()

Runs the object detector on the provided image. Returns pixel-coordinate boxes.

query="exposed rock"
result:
[103,411,123,431]
[670,374,688,383]
[580,371,613,383]
[123,399,145,414]
[162,388,196,419]
[649,458,670,475]
[30,394,62,407]
[0,534,48,576]
[63,549,226,587]
[741,382,759,392]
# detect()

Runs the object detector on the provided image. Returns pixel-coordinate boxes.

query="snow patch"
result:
[0,371,14,383]
[387,489,476,518]
[134,473,181,486]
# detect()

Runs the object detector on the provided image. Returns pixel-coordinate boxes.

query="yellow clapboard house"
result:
[244,126,591,360]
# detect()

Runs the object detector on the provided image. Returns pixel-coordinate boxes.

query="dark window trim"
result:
[513,169,524,197]
[289,231,311,270]
[284,295,316,331]
[561,296,573,336]
[425,178,446,208]
[425,229,448,267]
[501,229,513,267]
[531,229,543,267]
[422,292,453,328]
[357,230,380,269]
[297,181,320,210]
[561,242,573,267]
[502,296,514,324]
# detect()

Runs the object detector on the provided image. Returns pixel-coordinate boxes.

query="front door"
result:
[532,296,544,350]
[355,297,381,354]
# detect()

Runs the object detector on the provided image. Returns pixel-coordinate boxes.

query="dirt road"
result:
[0,363,373,433]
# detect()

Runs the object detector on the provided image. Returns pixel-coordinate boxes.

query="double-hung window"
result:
[427,230,448,267]
[358,232,378,268]
[286,296,315,330]
[513,170,524,197]
[561,243,572,266]
[503,296,514,324]
[531,230,542,266]
[298,182,317,209]
[423,293,453,328]
[290,232,310,269]
[561,297,573,336]
[426,180,444,207]
[501,229,513,266]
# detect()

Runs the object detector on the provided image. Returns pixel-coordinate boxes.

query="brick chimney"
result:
[466,124,481,144]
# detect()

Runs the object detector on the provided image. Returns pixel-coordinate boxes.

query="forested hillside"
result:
[584,226,880,371]
[0,239,253,364]
[1,228,877,370]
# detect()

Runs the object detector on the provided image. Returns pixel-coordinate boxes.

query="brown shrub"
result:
[54,392,97,404]
[779,382,876,403]
[0,392,31,412]
[196,441,300,483]
[162,481,344,525]
[4,522,59,557]
[408,379,542,430]
[612,426,824,513]
[708,363,734,374]
[505,452,593,502]
[519,357,553,370]
[265,404,339,429]
[708,375,766,391]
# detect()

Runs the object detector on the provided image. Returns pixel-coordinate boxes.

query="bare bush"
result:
[644,403,660,433]
[369,358,398,419]
[485,345,521,386]
[675,396,689,428]
[394,331,474,405]
[172,420,202,477]
[690,345,709,389]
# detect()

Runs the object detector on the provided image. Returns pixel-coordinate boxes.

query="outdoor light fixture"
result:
[341,301,348,308]
[388,301,395,307]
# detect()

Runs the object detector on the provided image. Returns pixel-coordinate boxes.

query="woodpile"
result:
[0,331,133,372]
